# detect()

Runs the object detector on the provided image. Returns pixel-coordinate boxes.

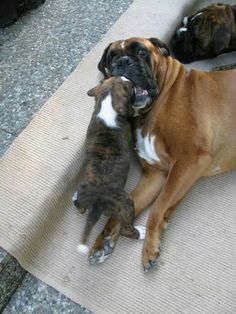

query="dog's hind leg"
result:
[89,168,166,264]
[81,206,102,244]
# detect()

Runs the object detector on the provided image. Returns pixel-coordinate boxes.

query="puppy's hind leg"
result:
[82,207,102,243]
[89,168,166,264]
[77,207,102,255]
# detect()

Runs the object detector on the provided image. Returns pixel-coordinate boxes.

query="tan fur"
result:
[90,37,236,271]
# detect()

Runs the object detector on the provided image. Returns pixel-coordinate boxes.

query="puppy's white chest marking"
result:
[121,41,125,50]
[97,93,119,128]
[135,128,161,165]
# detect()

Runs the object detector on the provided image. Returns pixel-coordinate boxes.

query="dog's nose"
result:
[117,56,133,68]
[111,56,134,76]
[113,56,133,70]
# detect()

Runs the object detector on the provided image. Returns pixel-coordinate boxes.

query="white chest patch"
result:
[121,41,125,50]
[135,128,161,165]
[97,93,119,129]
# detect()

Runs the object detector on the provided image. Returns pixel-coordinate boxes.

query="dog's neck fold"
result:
[156,56,186,101]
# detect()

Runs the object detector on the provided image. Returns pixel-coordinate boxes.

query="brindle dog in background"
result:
[73,77,146,259]
[171,2,236,63]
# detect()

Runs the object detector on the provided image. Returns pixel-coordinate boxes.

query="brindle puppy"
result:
[73,77,143,255]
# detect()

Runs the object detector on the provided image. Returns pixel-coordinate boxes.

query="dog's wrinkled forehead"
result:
[108,38,162,57]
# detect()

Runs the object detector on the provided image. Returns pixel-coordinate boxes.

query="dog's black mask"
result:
[97,38,170,111]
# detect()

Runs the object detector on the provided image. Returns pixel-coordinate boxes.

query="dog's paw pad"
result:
[103,238,115,254]
[88,249,107,264]
[135,225,146,240]
[89,238,115,265]
[143,258,160,273]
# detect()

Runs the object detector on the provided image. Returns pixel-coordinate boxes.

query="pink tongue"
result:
[136,87,148,96]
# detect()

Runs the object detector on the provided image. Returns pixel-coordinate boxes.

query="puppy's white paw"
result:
[135,225,146,240]
[72,191,78,202]
[77,244,89,255]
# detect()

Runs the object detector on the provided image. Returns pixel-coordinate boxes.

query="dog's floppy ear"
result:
[87,79,105,97]
[87,87,95,97]
[97,43,112,78]
[87,85,99,97]
[148,38,170,56]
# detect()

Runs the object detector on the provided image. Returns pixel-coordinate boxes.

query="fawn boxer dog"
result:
[171,2,236,63]
[88,37,236,272]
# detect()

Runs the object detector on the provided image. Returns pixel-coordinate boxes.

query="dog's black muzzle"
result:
[171,33,196,64]
[110,55,158,109]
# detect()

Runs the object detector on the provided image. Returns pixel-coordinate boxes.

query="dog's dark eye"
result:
[138,49,147,57]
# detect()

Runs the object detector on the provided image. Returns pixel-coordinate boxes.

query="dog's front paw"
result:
[88,236,116,265]
[142,240,161,273]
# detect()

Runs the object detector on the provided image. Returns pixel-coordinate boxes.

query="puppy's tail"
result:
[77,205,102,254]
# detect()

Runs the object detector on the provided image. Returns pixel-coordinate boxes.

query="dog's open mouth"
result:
[134,83,157,103]
[119,75,157,115]
[132,86,154,116]
[135,87,149,97]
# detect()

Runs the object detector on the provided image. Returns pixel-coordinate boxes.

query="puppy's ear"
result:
[87,79,105,97]
[87,88,95,97]
[148,38,170,56]
[87,85,99,97]
[97,43,112,78]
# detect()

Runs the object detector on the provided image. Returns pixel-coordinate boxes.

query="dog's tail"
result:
[77,205,102,254]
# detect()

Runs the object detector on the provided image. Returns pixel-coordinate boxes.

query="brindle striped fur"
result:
[74,77,139,244]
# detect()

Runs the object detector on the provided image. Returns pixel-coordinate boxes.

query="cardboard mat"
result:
[1,0,236,313]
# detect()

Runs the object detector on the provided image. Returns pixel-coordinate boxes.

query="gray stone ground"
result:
[0,0,133,312]
[3,274,92,314]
